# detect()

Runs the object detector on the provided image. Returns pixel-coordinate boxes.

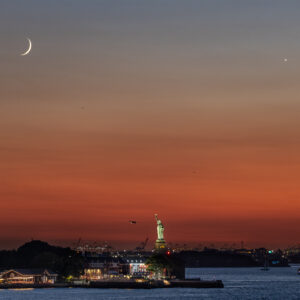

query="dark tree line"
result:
[146,253,185,279]
[0,240,85,279]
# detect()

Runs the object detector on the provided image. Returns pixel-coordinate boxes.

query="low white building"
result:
[125,256,148,275]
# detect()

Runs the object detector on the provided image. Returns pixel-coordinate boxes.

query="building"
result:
[125,256,148,276]
[83,256,127,280]
[0,268,58,284]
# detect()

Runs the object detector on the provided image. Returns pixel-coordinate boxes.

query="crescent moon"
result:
[21,38,32,56]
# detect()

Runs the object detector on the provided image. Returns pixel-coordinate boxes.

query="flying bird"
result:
[129,220,137,224]
[21,38,32,56]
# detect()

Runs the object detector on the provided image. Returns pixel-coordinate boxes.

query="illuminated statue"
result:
[154,214,166,251]
[155,214,165,241]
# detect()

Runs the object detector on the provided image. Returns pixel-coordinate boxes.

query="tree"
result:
[0,240,86,280]
[146,254,174,279]
[60,254,85,278]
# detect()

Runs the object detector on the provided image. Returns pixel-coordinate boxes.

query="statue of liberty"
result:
[155,214,165,241]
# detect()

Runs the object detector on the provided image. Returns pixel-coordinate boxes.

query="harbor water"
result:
[1,266,300,299]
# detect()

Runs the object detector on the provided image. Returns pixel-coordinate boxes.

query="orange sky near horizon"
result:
[1,1,300,249]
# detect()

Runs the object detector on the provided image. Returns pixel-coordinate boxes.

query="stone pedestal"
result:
[155,239,166,252]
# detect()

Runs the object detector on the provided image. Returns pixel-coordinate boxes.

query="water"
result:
[0,266,300,299]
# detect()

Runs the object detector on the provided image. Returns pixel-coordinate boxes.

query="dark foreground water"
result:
[1,266,300,299]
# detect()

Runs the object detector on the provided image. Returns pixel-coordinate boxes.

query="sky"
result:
[1,0,300,249]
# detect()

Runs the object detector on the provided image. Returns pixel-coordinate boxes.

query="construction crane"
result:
[71,238,83,254]
[76,237,82,248]
[135,237,149,251]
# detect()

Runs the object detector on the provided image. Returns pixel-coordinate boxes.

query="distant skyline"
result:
[1,0,300,249]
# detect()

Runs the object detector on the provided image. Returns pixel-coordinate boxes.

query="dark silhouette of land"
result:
[0,240,84,279]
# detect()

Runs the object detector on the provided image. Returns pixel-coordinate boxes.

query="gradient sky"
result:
[1,0,300,249]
